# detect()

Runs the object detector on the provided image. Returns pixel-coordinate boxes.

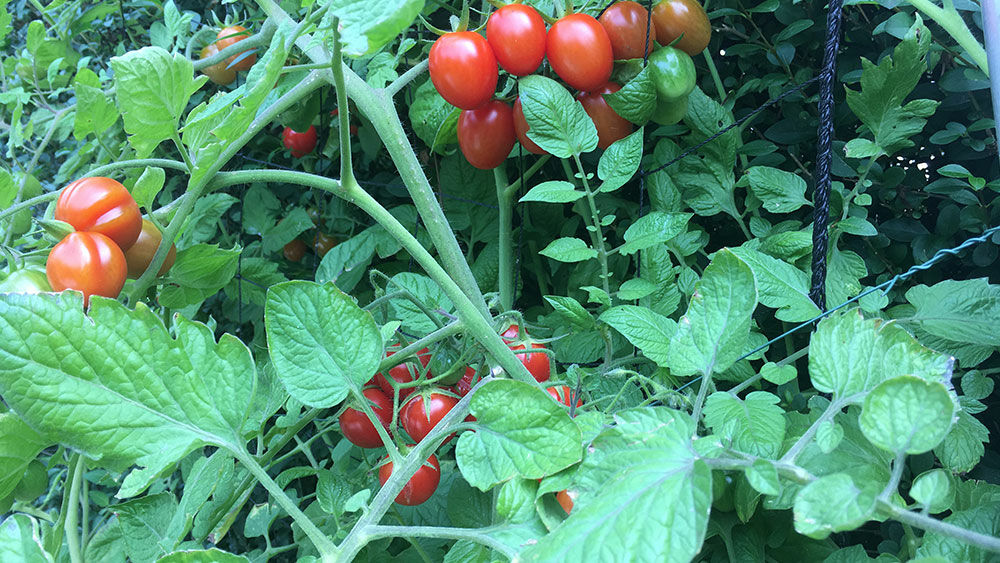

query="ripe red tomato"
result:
[453,367,477,397]
[283,239,307,262]
[429,32,498,110]
[46,232,127,306]
[55,177,141,250]
[376,347,432,400]
[577,82,633,150]
[378,451,441,506]
[283,125,317,158]
[599,1,655,60]
[556,489,575,514]
[512,98,547,155]
[339,388,393,448]
[651,0,711,56]
[124,219,176,278]
[313,232,337,258]
[458,100,516,170]
[401,391,459,443]
[215,25,256,71]
[486,4,547,76]
[546,14,614,92]
[199,43,236,85]
[502,324,551,382]
[547,385,583,408]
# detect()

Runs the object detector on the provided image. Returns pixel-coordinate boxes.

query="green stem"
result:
[503,154,551,199]
[64,455,84,563]
[842,154,878,221]
[572,154,611,298]
[191,21,275,71]
[496,167,514,311]
[690,368,714,427]
[908,0,989,75]
[878,501,1000,555]
[702,47,727,102]
[385,60,429,98]
[364,525,518,558]
[779,394,859,464]
[329,22,355,188]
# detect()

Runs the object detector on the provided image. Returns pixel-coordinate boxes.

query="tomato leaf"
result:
[599,305,676,367]
[904,279,1000,348]
[518,75,598,158]
[703,391,786,458]
[0,514,51,561]
[324,0,424,57]
[597,129,643,192]
[738,166,809,214]
[73,68,119,140]
[265,281,382,408]
[0,413,49,500]
[538,237,597,263]
[730,246,820,322]
[859,375,957,455]
[519,181,584,204]
[934,410,989,473]
[408,78,459,154]
[619,211,691,256]
[793,473,877,540]
[604,66,657,124]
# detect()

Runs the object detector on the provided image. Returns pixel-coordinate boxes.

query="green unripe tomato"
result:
[650,96,688,126]
[0,269,51,294]
[12,461,47,502]
[648,46,696,101]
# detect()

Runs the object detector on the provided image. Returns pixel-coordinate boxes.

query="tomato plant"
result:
[502,325,551,382]
[313,232,337,258]
[338,388,393,448]
[378,452,441,506]
[546,13,614,92]
[283,238,307,262]
[199,43,236,85]
[428,32,498,110]
[457,100,516,169]
[7,173,42,237]
[214,25,256,71]
[556,489,575,514]
[513,98,547,155]
[648,46,696,101]
[452,367,477,397]
[577,82,633,150]
[547,385,583,408]
[376,347,432,400]
[0,268,51,294]
[401,390,459,443]
[283,125,318,158]
[124,219,176,278]
[486,4,547,76]
[599,1,655,60]
[55,176,141,250]
[650,96,688,125]
[651,0,711,56]
[45,232,127,306]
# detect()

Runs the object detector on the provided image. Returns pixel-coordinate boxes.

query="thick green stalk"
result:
[64,455,84,563]
[495,167,514,311]
[909,0,989,75]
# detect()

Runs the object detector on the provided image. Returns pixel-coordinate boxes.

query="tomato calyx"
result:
[400,389,460,444]
[375,346,432,400]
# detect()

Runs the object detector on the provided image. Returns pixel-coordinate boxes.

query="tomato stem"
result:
[495,166,515,311]
[63,454,84,563]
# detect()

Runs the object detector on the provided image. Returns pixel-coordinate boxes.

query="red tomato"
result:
[576,82,633,150]
[502,324,551,382]
[599,1,655,60]
[283,239,307,262]
[429,32,498,110]
[546,14,614,92]
[313,232,337,258]
[378,451,440,506]
[55,177,141,250]
[486,4,547,76]
[376,347,432,400]
[512,98,547,155]
[556,489,575,514]
[458,100,516,170]
[199,44,236,85]
[46,232,127,306]
[124,219,176,278]
[401,391,459,443]
[283,125,317,158]
[453,367,477,397]
[339,388,393,448]
[215,25,256,71]
[547,385,583,408]
[651,0,711,56]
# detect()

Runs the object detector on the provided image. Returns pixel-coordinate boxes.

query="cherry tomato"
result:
[458,100,516,170]
[546,14,614,92]
[648,46,696,101]
[55,177,141,250]
[313,232,337,258]
[453,367,477,397]
[486,4,547,76]
[556,489,575,514]
[577,82,633,150]
[376,347,432,400]
[502,324,551,382]
[215,25,256,71]
[283,125,318,158]
[401,391,459,443]
[512,98,547,155]
[199,44,236,86]
[0,269,51,294]
[652,0,711,56]
[378,451,440,506]
[429,32,499,110]
[283,238,307,262]
[547,385,583,408]
[339,388,393,448]
[599,1,655,60]
[46,232,127,306]
[124,219,176,278]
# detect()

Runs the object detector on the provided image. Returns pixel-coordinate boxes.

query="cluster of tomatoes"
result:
[45,177,176,305]
[430,0,710,169]
[199,25,256,86]
[341,325,580,506]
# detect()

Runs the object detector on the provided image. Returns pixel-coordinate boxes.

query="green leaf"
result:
[0,294,256,495]
[619,212,691,256]
[904,279,1000,347]
[760,362,796,385]
[910,469,954,514]
[599,305,676,367]
[539,237,597,263]
[73,68,118,140]
[604,66,657,124]
[825,246,867,307]
[843,138,881,159]
[597,130,643,192]
[496,478,537,523]
[730,247,820,322]
[671,89,739,220]
[0,514,51,562]
[325,0,424,57]
[544,295,595,330]
[315,229,377,293]
[618,278,658,300]
[519,75,598,158]
[745,459,780,496]
[741,166,810,213]
[793,473,876,539]
[703,391,785,458]
[933,410,989,473]
[0,413,48,500]
[111,47,198,158]
[455,380,582,491]
[667,249,757,376]
[520,181,584,203]
[408,78,459,153]
[132,167,165,210]
[915,501,1000,561]
[157,548,249,562]
[168,244,239,290]
[815,420,844,454]
[118,493,176,562]
[808,310,952,401]
[859,375,957,454]
[177,193,238,248]
[520,408,710,563]
[388,272,456,335]
[265,281,381,408]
